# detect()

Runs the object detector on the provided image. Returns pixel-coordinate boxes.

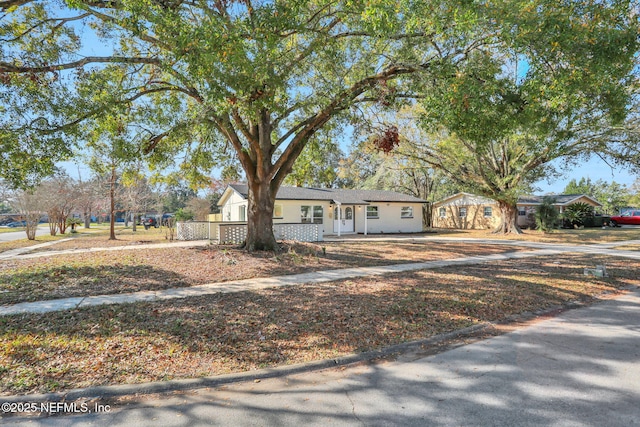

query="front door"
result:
[333,206,354,233]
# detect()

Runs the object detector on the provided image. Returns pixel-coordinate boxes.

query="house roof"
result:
[433,192,602,207]
[432,192,495,207]
[517,194,602,207]
[221,184,426,205]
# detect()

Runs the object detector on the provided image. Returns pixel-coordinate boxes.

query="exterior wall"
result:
[220,191,248,222]
[516,204,538,228]
[432,203,500,230]
[273,200,332,235]
[220,196,424,235]
[353,202,424,234]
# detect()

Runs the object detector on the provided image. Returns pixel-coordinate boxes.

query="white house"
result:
[218,184,426,236]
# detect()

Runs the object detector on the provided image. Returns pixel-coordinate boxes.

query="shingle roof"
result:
[517,194,602,206]
[228,184,426,204]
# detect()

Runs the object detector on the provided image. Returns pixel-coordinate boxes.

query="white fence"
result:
[176,221,323,244]
[273,223,322,242]
[176,221,210,241]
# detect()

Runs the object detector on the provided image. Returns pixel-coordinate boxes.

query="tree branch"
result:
[0,56,160,73]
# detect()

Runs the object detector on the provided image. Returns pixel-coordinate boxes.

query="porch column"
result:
[364,205,368,235]
[337,202,341,237]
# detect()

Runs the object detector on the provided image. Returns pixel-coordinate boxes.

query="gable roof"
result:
[432,192,495,207]
[433,192,602,207]
[220,183,426,206]
[518,194,602,207]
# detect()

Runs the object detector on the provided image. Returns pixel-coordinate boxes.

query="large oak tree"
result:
[1,0,637,245]
[390,2,639,233]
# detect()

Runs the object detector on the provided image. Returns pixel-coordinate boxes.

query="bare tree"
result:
[119,170,156,232]
[10,190,42,240]
[185,197,212,222]
[76,176,101,229]
[36,175,79,235]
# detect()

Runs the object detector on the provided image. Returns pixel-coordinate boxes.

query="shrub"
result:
[174,208,195,222]
[562,202,594,228]
[535,196,560,232]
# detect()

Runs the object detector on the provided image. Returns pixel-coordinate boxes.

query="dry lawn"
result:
[0,253,637,395]
[0,241,529,305]
[434,227,640,243]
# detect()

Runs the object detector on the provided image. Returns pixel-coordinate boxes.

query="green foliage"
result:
[284,133,343,188]
[66,217,83,226]
[174,208,194,222]
[405,1,639,232]
[563,177,630,214]
[562,202,594,228]
[628,178,640,208]
[535,197,560,233]
[2,0,638,246]
[159,181,197,213]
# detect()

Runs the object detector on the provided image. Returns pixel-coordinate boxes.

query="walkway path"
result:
[1,238,639,316]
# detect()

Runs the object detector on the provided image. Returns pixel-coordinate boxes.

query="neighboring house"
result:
[432,192,602,230]
[218,184,426,235]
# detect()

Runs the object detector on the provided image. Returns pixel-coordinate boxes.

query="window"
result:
[239,205,246,222]
[439,207,446,218]
[401,206,413,218]
[313,206,323,224]
[345,207,353,220]
[459,207,467,218]
[518,208,527,216]
[483,206,492,217]
[367,206,379,219]
[301,206,311,223]
[273,204,283,218]
[301,205,323,224]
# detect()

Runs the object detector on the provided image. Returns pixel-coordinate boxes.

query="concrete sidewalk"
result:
[2,239,639,316]
[4,287,639,426]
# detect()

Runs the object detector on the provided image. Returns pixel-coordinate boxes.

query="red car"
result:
[609,210,640,227]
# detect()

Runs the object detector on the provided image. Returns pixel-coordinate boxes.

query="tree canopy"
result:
[1,0,638,244]
[386,2,640,233]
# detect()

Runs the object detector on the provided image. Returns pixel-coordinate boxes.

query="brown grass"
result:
[0,241,529,305]
[429,227,640,243]
[0,253,635,395]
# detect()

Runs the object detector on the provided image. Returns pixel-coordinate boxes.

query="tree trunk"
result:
[493,201,523,234]
[245,181,277,251]
[48,209,58,236]
[109,165,117,240]
[84,209,91,229]
[58,216,68,234]
[25,214,39,240]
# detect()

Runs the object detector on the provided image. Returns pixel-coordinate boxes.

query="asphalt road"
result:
[4,287,639,427]
[0,226,49,242]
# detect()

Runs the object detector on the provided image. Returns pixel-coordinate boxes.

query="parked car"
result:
[609,210,640,227]
[141,217,159,229]
[6,221,26,228]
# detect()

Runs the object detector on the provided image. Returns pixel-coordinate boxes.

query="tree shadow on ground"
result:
[0,265,192,305]
[1,252,638,396]
[22,292,640,426]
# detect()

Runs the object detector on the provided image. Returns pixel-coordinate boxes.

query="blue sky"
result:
[534,155,636,194]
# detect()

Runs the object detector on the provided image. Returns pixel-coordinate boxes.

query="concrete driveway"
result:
[4,287,639,426]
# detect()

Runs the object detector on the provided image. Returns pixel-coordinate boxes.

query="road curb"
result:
[0,323,492,405]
